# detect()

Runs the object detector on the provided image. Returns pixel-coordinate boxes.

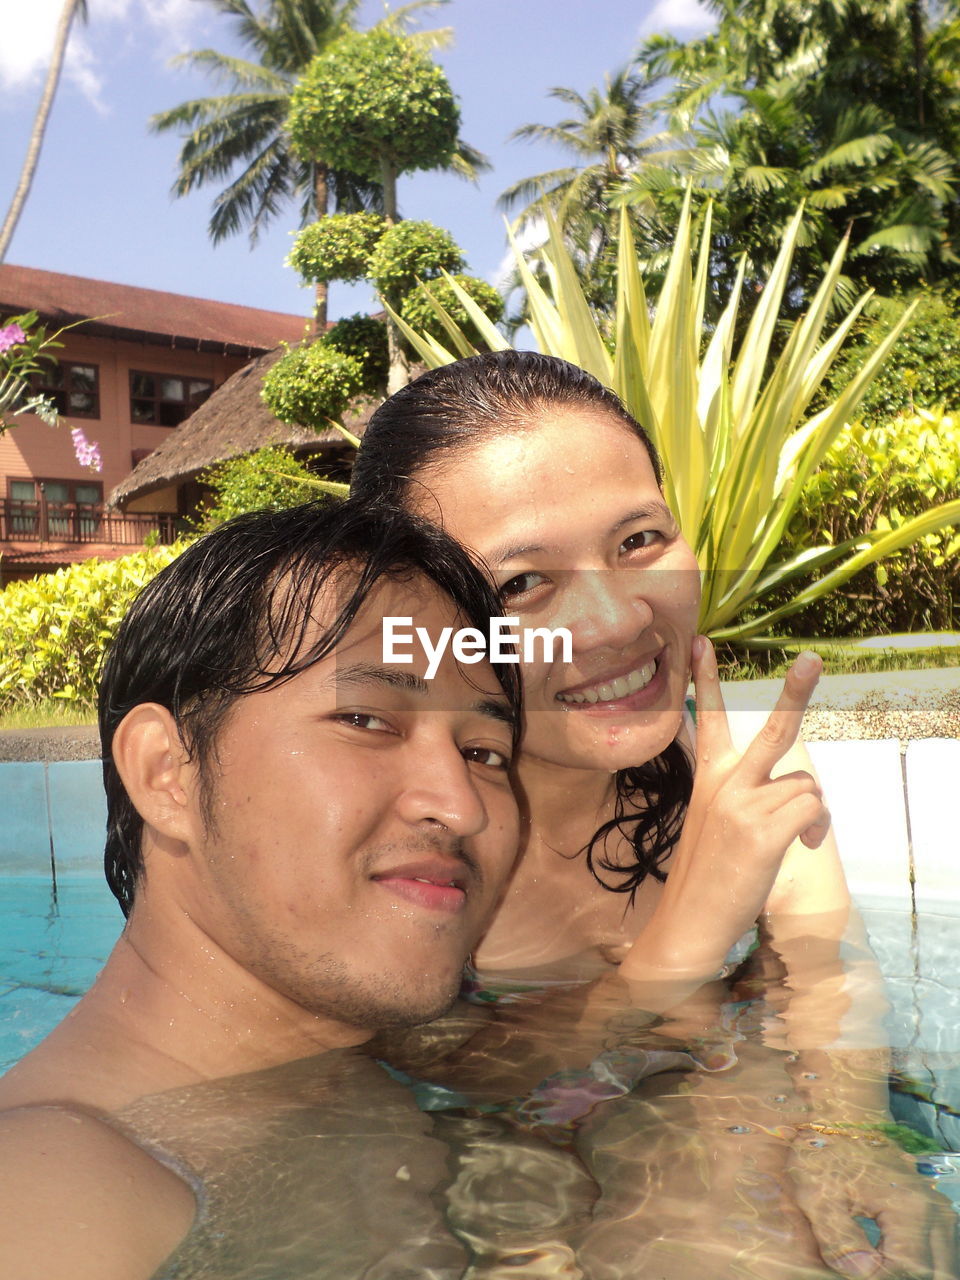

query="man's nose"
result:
[396,743,488,836]
[565,569,654,652]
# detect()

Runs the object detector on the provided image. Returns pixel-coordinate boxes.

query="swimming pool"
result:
[0,873,121,1070]
[2,728,959,1273]
[2,869,959,1194]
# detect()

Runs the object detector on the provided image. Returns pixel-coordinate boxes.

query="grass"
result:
[0,701,97,732]
[715,642,960,681]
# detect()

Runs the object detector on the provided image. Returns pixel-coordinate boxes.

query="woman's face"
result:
[412,407,702,775]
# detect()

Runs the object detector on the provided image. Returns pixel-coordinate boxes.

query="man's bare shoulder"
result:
[0,1103,196,1280]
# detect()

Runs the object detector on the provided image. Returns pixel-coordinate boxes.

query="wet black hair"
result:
[98,498,522,917]
[351,351,694,900]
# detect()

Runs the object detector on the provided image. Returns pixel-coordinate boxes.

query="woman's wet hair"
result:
[352,350,692,900]
[351,349,663,508]
[99,498,522,917]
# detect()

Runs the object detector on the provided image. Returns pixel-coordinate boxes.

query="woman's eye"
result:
[499,570,548,602]
[620,530,662,554]
[462,745,512,770]
[335,711,393,733]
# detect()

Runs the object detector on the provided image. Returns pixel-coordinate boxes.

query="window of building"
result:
[130,371,213,426]
[8,478,103,537]
[32,361,100,418]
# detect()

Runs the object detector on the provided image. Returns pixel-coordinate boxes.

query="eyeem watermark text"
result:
[383,617,573,679]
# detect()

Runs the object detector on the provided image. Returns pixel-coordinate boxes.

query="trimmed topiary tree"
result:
[367,221,464,304]
[323,314,388,395]
[287,212,387,285]
[287,29,460,222]
[261,341,363,429]
[196,446,322,531]
[401,274,505,350]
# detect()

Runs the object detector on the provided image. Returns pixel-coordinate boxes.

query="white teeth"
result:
[557,661,657,705]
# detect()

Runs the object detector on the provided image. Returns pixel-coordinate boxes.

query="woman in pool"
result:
[353,352,956,1280]
[352,349,845,983]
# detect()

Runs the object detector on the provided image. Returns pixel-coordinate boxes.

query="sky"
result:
[0,0,714,325]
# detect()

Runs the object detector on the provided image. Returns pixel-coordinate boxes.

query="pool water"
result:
[1,872,959,1275]
[0,873,122,1071]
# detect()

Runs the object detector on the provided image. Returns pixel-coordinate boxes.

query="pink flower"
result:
[0,323,26,354]
[71,426,103,473]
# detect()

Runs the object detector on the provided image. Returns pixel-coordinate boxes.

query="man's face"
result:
[173,576,519,1038]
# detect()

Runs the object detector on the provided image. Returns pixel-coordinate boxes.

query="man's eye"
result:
[462,745,512,770]
[500,570,548,602]
[335,711,393,732]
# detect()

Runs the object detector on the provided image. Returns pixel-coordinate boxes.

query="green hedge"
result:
[768,407,960,636]
[0,544,183,709]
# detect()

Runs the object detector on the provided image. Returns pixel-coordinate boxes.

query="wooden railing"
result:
[0,498,180,547]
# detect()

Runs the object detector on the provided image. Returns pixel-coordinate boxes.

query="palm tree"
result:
[498,68,665,315]
[152,0,486,329]
[0,0,89,263]
[630,0,960,304]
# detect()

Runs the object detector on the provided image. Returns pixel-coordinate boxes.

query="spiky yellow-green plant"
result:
[387,196,960,640]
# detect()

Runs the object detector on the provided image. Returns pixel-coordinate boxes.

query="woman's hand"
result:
[788,1129,959,1279]
[620,637,831,983]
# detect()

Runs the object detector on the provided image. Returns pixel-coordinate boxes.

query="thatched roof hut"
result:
[108,348,372,510]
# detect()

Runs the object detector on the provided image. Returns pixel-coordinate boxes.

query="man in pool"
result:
[0,499,522,1279]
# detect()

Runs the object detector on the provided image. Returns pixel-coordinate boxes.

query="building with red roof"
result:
[0,265,310,585]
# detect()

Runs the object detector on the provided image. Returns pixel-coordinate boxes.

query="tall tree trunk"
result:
[0,0,84,263]
[380,155,407,391]
[381,158,398,226]
[909,0,926,128]
[312,163,329,334]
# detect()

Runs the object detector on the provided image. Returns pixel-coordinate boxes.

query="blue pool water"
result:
[2,867,960,1264]
[0,873,122,1070]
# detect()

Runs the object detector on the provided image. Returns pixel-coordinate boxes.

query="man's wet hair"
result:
[99,498,522,917]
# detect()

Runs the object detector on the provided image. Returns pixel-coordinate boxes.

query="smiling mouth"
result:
[556,658,658,705]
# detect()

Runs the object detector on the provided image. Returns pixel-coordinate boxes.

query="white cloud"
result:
[491,216,546,291]
[637,0,715,40]
[0,0,207,103]
[0,2,64,93]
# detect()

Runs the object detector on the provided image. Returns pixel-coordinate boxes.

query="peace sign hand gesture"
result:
[620,636,831,984]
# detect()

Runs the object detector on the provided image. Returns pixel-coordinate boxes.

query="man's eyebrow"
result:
[331,663,429,694]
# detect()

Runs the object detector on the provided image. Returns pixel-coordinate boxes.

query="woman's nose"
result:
[564,569,654,653]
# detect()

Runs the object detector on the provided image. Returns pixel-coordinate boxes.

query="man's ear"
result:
[111,704,198,845]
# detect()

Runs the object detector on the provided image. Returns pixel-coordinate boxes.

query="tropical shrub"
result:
[770,408,960,636]
[401,275,505,352]
[390,198,960,640]
[819,288,960,426]
[262,341,363,430]
[196,446,323,530]
[288,213,386,285]
[324,314,388,394]
[0,545,183,709]
[367,221,464,303]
